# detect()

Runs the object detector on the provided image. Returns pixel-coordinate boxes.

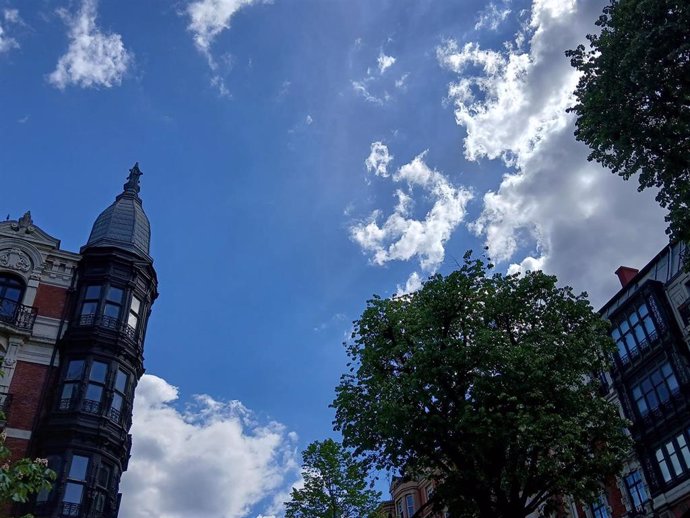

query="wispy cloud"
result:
[351,143,473,274]
[474,0,512,31]
[185,0,267,96]
[120,374,300,518]
[49,0,131,89]
[0,8,22,55]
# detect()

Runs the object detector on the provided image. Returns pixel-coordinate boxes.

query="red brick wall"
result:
[4,437,30,462]
[33,283,68,319]
[6,361,49,431]
[607,478,627,517]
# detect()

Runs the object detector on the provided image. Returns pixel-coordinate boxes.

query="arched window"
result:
[0,274,25,320]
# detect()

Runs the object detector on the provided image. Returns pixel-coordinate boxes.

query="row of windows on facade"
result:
[59,359,131,424]
[79,284,143,337]
[36,453,118,517]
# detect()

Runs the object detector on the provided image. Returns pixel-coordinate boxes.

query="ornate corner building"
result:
[0,164,158,518]
[584,241,690,518]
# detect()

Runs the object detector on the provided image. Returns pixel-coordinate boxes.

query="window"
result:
[425,485,434,503]
[59,360,84,410]
[78,283,126,328]
[590,494,610,518]
[0,274,24,319]
[656,433,690,483]
[405,494,415,518]
[80,285,101,323]
[624,470,649,509]
[35,456,62,505]
[128,295,142,331]
[611,302,657,364]
[631,362,679,416]
[397,500,404,518]
[93,462,113,513]
[110,368,129,423]
[61,455,89,516]
[83,361,108,414]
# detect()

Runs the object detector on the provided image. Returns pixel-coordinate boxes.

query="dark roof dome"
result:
[84,163,151,258]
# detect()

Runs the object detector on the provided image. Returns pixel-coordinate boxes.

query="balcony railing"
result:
[77,313,138,342]
[0,299,38,333]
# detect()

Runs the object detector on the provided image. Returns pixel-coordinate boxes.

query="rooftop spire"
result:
[123,162,143,195]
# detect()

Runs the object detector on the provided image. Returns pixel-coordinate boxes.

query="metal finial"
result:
[123,162,143,194]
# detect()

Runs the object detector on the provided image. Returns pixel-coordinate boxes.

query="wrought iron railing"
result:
[0,298,37,332]
[77,313,138,342]
[82,399,102,415]
[59,502,81,517]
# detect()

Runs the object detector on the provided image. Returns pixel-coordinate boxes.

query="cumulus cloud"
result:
[438,0,666,305]
[351,144,473,274]
[120,375,300,518]
[474,1,512,31]
[0,9,22,55]
[49,0,131,89]
[377,52,396,74]
[186,0,266,95]
[396,271,423,297]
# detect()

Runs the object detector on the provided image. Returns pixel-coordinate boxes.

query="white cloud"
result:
[395,73,409,90]
[0,8,21,55]
[120,374,300,518]
[49,0,131,89]
[396,271,423,297]
[305,114,313,125]
[351,79,390,105]
[474,1,512,31]
[351,144,473,273]
[365,141,393,177]
[377,52,396,74]
[438,0,667,305]
[186,0,266,95]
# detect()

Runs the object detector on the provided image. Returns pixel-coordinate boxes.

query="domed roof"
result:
[84,163,151,258]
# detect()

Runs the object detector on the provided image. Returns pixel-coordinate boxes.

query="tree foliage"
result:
[0,425,55,518]
[567,0,690,253]
[285,439,381,518]
[333,254,630,518]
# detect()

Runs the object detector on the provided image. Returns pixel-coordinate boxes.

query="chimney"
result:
[615,266,639,288]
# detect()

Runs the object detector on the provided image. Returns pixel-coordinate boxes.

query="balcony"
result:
[0,299,37,334]
[77,313,138,343]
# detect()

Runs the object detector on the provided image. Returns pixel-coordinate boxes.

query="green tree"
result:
[0,426,55,518]
[285,439,381,518]
[333,254,630,518]
[567,0,690,255]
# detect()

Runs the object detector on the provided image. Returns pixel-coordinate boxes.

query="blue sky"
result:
[0,1,669,516]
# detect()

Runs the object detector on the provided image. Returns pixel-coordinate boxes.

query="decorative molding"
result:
[4,427,32,440]
[0,247,32,272]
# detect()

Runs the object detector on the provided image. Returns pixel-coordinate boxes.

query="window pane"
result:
[61,383,76,400]
[639,303,649,316]
[643,316,655,334]
[63,482,84,504]
[127,312,139,329]
[85,285,101,299]
[106,287,124,303]
[629,312,639,325]
[115,370,128,392]
[131,296,141,314]
[66,360,84,380]
[98,465,111,487]
[69,456,89,481]
[657,449,672,482]
[111,393,123,412]
[90,362,108,383]
[80,301,97,316]
[104,303,121,319]
[85,384,103,402]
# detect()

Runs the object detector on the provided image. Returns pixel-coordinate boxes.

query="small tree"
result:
[285,439,381,518]
[333,254,630,518]
[0,428,55,518]
[567,0,690,256]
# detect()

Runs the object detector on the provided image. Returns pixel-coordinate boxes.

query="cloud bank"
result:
[438,0,666,306]
[49,0,131,89]
[120,375,300,518]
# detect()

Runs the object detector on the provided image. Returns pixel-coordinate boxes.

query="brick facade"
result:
[7,361,50,431]
[34,284,69,319]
